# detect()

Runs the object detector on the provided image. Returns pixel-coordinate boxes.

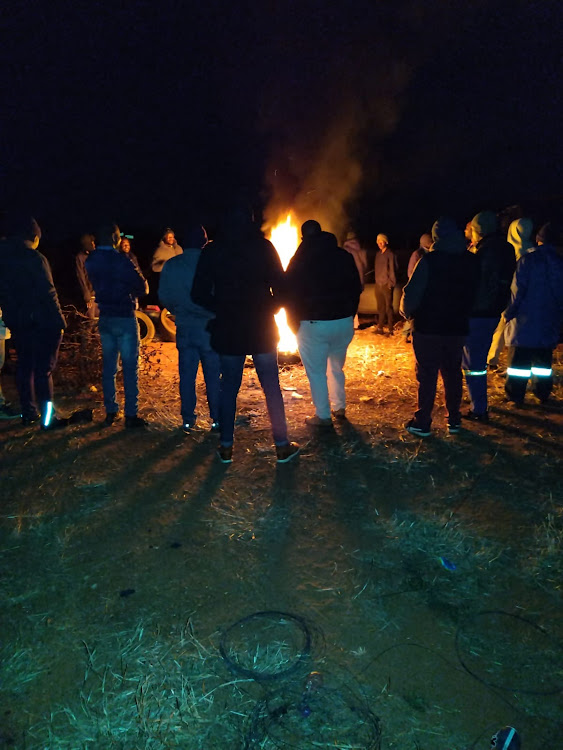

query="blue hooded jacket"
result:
[86,246,148,317]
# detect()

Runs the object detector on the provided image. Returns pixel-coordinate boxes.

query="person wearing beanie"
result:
[119,236,141,271]
[159,225,221,432]
[503,222,563,405]
[400,217,479,436]
[374,233,398,335]
[86,223,149,427]
[462,211,516,422]
[284,220,362,427]
[0,215,68,428]
[487,218,535,370]
[151,227,183,272]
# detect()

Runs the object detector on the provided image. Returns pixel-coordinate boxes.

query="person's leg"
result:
[439,335,465,426]
[33,328,63,418]
[326,317,354,413]
[176,325,201,425]
[462,317,499,415]
[505,346,531,404]
[219,354,245,446]
[530,348,553,402]
[98,318,120,415]
[412,332,440,429]
[197,326,221,424]
[374,285,385,331]
[0,339,5,406]
[13,329,38,419]
[383,287,394,331]
[253,351,289,445]
[297,321,331,419]
[117,317,140,418]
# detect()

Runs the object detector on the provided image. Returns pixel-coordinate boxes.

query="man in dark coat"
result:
[191,211,299,464]
[462,211,516,422]
[284,220,362,427]
[400,217,479,436]
[504,222,563,404]
[374,233,398,335]
[86,223,149,427]
[0,215,68,428]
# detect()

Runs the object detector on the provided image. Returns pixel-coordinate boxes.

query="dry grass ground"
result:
[0,324,562,749]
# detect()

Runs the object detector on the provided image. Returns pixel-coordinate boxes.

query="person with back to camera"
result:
[402,232,433,342]
[373,233,398,335]
[191,208,299,464]
[284,220,362,427]
[86,223,149,428]
[159,224,220,433]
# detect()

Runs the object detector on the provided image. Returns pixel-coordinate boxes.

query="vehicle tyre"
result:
[159,308,177,342]
[135,310,156,344]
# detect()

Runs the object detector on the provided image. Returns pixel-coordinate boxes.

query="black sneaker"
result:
[217,444,233,463]
[69,408,94,424]
[21,413,40,426]
[464,410,489,423]
[276,441,300,463]
[104,412,121,426]
[210,421,220,432]
[125,415,147,429]
[0,403,21,420]
[405,419,431,437]
[182,421,196,434]
[447,421,461,434]
[41,416,69,431]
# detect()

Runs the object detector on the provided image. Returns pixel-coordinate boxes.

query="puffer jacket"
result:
[86,247,148,318]
[504,243,563,348]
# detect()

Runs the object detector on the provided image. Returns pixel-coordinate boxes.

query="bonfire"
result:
[268,213,300,354]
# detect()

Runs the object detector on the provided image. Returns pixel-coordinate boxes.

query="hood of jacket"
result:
[507,218,534,261]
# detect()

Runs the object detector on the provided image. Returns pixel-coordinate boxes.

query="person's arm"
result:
[158,261,176,313]
[35,252,66,329]
[503,257,528,322]
[389,251,398,288]
[123,255,149,298]
[151,244,169,272]
[400,255,429,319]
[191,246,216,311]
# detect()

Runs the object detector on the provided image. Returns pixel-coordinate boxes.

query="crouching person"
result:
[159,225,220,432]
[401,218,479,436]
[86,223,149,427]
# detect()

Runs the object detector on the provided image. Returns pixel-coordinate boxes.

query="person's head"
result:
[470,211,497,244]
[163,228,175,245]
[376,233,389,251]
[5,214,41,248]
[120,237,131,253]
[536,222,559,246]
[301,220,322,239]
[96,223,121,249]
[80,233,95,253]
[419,233,432,251]
[431,217,458,242]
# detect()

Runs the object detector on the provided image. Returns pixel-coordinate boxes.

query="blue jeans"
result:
[12,327,62,419]
[98,316,140,417]
[176,322,220,424]
[219,351,288,446]
[462,317,499,414]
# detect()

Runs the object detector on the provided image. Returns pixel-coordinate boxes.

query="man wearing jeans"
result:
[158,225,220,432]
[86,224,149,427]
[192,210,299,464]
[285,221,362,427]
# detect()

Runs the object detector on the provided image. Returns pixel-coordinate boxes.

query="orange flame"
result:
[268,213,300,353]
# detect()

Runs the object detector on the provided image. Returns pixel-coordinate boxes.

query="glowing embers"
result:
[269,214,300,354]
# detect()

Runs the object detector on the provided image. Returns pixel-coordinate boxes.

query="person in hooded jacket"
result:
[462,211,516,422]
[159,225,220,432]
[504,222,563,404]
[284,220,362,427]
[86,223,149,427]
[191,210,299,464]
[151,227,183,272]
[487,218,535,370]
[400,217,479,436]
[402,232,433,342]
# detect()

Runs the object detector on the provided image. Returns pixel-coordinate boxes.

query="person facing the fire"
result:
[284,220,362,427]
[400,217,479,436]
[374,233,398,335]
[158,224,220,432]
[191,209,300,464]
[151,227,183,272]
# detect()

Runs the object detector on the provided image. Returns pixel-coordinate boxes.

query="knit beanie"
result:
[376,233,389,244]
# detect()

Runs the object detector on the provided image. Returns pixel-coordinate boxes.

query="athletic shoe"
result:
[331,409,346,420]
[464,410,489,423]
[210,421,220,432]
[305,415,333,427]
[447,422,461,434]
[104,412,121,426]
[490,726,520,750]
[405,419,431,437]
[69,408,93,424]
[276,442,300,463]
[21,413,40,426]
[125,415,147,429]
[217,444,233,464]
[182,421,196,434]
[41,416,69,431]
[0,403,21,420]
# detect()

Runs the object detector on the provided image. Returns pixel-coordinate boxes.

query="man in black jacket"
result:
[400,217,479,436]
[285,220,362,427]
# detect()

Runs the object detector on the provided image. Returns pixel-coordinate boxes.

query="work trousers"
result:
[12,326,62,420]
[176,321,220,425]
[412,332,465,429]
[462,316,499,415]
[297,317,354,419]
[374,285,394,330]
[505,346,553,403]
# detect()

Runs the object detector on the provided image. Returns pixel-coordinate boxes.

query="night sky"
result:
[2,0,562,243]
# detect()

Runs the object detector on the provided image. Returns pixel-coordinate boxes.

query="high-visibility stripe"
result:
[464,369,487,376]
[531,366,552,377]
[507,367,531,377]
[43,401,53,427]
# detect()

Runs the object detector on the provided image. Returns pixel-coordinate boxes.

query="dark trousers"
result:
[462,316,499,415]
[505,346,553,403]
[412,332,465,428]
[12,327,62,419]
[219,351,288,446]
[374,284,394,330]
